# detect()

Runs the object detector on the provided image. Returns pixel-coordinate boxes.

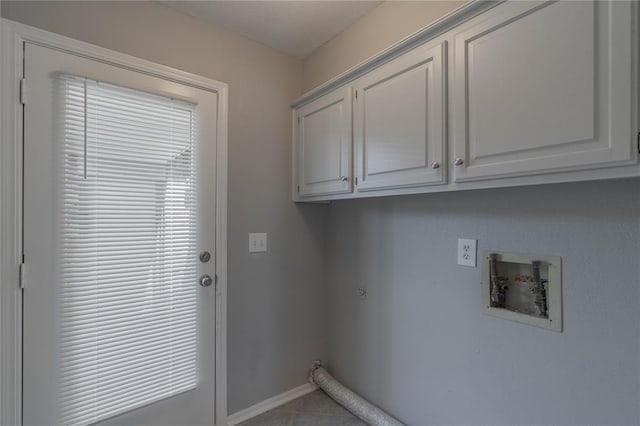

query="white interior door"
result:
[22,43,218,426]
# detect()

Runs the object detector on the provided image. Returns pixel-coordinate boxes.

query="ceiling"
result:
[162,1,382,59]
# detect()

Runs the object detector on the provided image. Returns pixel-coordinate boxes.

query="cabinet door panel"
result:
[296,87,352,196]
[355,42,446,191]
[453,0,634,182]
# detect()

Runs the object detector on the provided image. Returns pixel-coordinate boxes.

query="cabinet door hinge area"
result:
[20,78,26,105]
[637,131,639,154]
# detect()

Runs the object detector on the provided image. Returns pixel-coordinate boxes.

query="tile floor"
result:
[239,390,366,426]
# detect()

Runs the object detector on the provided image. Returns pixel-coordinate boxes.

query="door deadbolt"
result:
[199,251,211,263]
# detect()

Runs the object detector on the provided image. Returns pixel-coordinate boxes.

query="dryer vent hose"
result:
[308,361,405,426]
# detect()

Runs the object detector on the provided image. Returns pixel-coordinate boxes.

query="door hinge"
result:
[297,185,300,193]
[19,78,26,105]
[355,90,358,99]
[297,116,300,125]
[18,262,25,289]
[355,176,358,186]
[637,131,639,154]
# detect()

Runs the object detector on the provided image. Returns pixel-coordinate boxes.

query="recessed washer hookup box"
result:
[482,251,562,332]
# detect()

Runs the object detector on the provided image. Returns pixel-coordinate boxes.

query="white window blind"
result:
[59,76,198,426]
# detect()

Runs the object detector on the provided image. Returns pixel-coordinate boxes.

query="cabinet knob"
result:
[453,157,464,166]
[430,161,440,169]
[339,176,348,182]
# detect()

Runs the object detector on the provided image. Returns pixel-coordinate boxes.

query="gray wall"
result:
[1,1,328,415]
[302,1,465,91]
[326,178,640,425]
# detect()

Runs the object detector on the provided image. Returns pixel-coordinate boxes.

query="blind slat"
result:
[61,376,197,425]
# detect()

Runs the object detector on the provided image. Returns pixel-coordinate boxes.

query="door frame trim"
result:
[0,19,229,426]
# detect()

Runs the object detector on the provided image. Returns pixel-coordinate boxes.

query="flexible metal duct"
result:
[308,361,405,426]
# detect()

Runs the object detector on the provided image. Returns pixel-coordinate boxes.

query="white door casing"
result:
[0,20,228,426]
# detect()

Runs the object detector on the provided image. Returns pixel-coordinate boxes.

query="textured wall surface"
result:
[326,179,640,425]
[304,4,640,422]
[1,1,328,415]
[302,1,465,92]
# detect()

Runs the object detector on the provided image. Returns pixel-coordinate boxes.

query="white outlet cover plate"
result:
[457,238,477,267]
[249,232,267,253]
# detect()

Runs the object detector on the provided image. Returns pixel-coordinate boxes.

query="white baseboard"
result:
[226,382,318,426]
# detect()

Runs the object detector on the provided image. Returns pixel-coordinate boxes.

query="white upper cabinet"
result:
[354,41,447,191]
[291,0,638,202]
[452,1,635,182]
[295,87,352,197]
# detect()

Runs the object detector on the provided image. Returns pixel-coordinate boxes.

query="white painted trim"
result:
[1,19,24,426]
[215,83,229,426]
[226,383,318,426]
[0,19,229,426]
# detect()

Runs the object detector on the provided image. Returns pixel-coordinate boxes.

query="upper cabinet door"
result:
[295,87,352,197]
[452,1,635,182]
[354,41,447,191]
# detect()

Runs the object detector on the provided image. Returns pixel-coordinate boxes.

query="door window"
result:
[58,76,198,425]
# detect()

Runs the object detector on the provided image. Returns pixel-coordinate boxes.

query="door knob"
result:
[430,161,440,169]
[453,157,464,166]
[339,176,348,182]
[199,274,213,287]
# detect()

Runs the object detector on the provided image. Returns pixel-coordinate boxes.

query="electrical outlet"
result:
[249,233,267,253]
[457,238,477,267]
